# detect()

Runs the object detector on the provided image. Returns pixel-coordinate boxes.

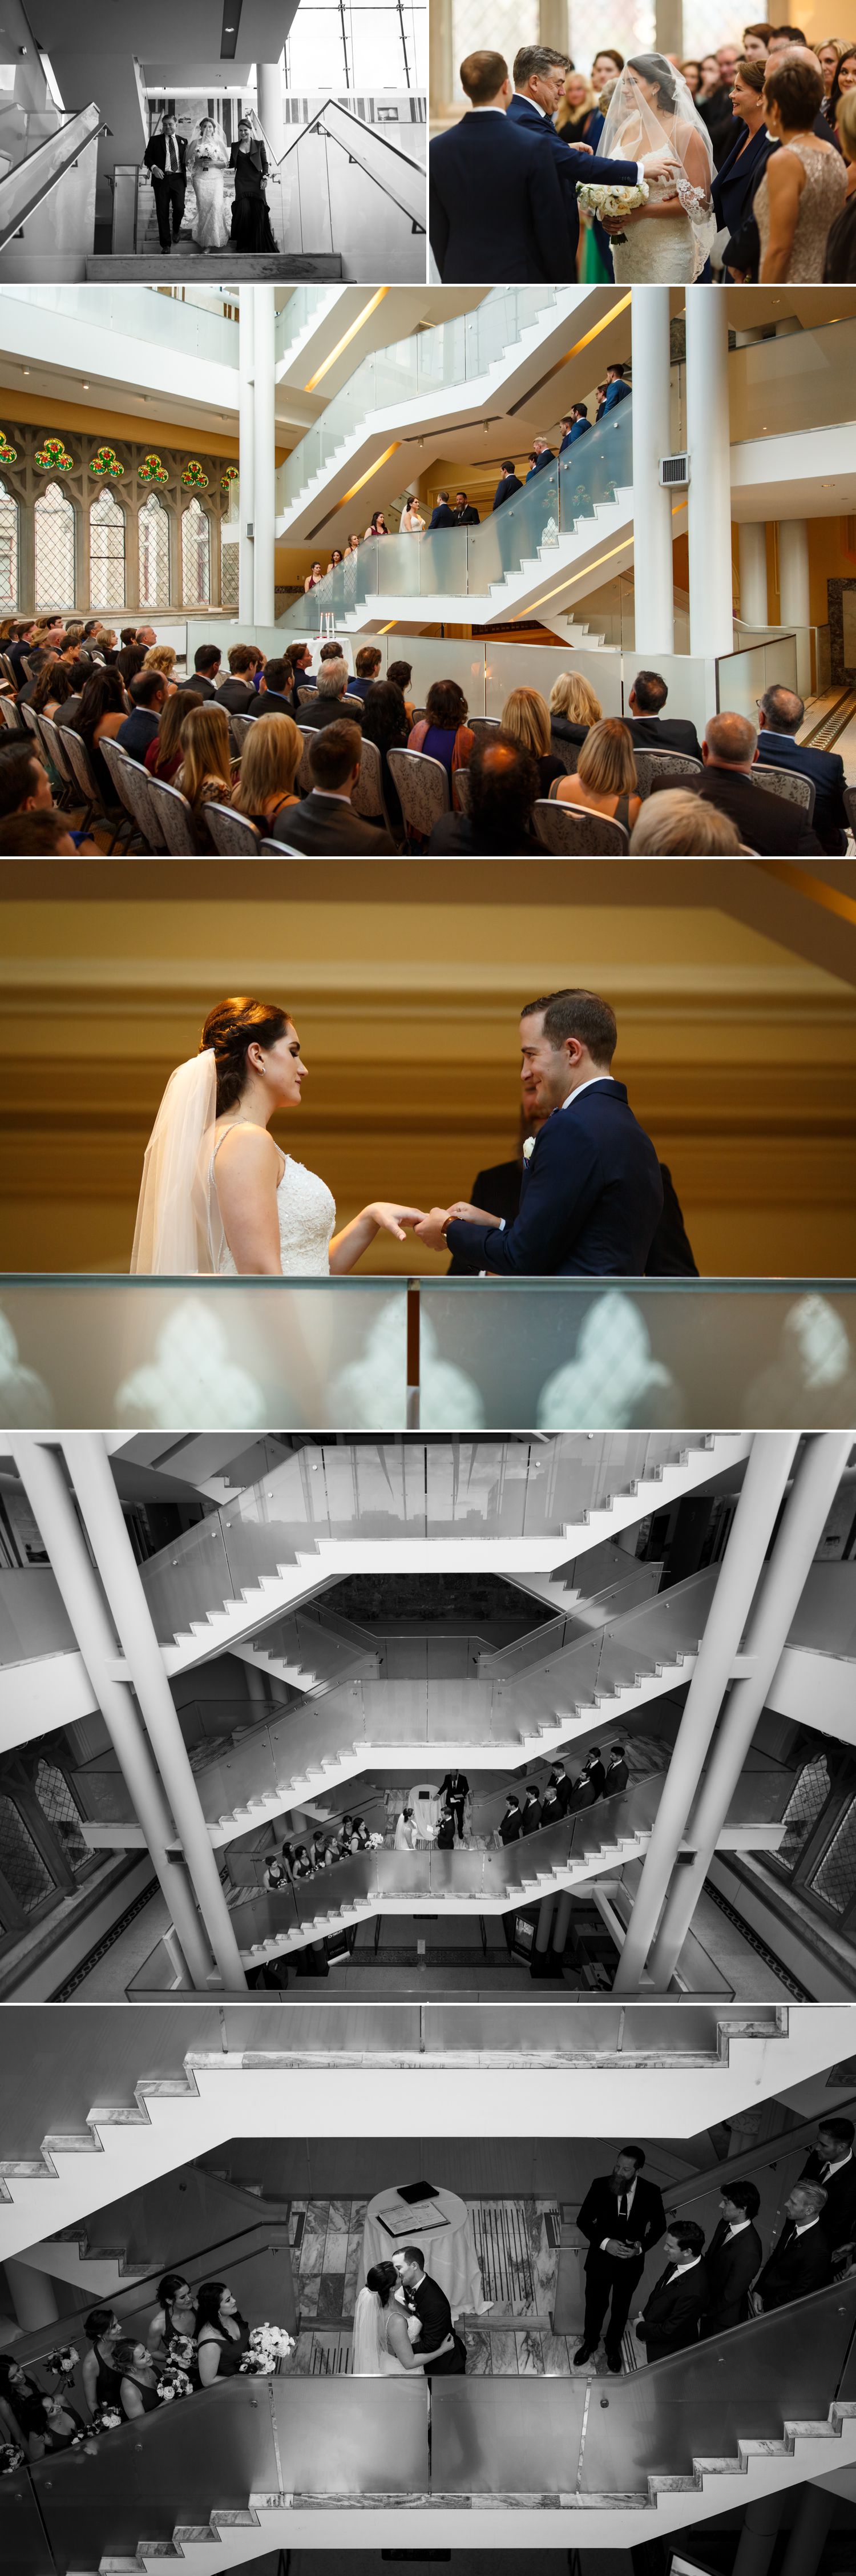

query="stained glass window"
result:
[139,491,170,607]
[181,497,210,605]
[34,1760,89,1874]
[90,486,126,611]
[34,480,75,610]
[0,477,18,610]
[0,1796,52,1916]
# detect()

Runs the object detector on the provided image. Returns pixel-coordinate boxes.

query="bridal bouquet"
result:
[165,2331,197,2372]
[576,178,648,231]
[239,2324,296,2375]
[42,2344,79,2381]
[156,2364,193,2404]
[1,2444,25,2476]
[368,1830,384,1849]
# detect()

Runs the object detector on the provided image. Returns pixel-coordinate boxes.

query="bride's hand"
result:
[365,1201,426,1242]
[405,2316,421,2343]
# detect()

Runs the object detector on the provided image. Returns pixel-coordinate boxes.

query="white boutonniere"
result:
[522,1137,536,1162]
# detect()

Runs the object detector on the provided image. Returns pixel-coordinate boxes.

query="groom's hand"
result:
[445,1201,502,1226]
[413,1206,453,1251]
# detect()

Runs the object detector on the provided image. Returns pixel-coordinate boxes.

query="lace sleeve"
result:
[674,172,710,216]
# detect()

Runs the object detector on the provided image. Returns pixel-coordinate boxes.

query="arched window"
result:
[34,479,75,610]
[139,491,171,608]
[0,1794,52,1916]
[0,476,18,611]
[221,524,239,609]
[181,496,211,605]
[34,1759,89,1874]
[90,486,126,610]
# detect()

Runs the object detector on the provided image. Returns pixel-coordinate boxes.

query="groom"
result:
[395,2248,467,2374]
[144,116,187,253]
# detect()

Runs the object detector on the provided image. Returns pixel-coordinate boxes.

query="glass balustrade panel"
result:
[431,2378,586,2492]
[558,397,633,540]
[470,460,560,597]
[578,2275,856,2491]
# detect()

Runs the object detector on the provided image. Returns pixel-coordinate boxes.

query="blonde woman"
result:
[548,670,603,762]
[174,701,236,851]
[144,643,177,684]
[232,713,302,837]
[556,716,641,833]
[556,70,599,140]
[501,686,564,796]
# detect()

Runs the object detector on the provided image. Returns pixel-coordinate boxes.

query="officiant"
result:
[144,115,187,254]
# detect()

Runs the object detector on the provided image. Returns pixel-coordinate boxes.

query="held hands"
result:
[641,147,679,176]
[366,1202,427,1242]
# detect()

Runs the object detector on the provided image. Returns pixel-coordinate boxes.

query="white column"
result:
[10,1436,206,1989]
[256,60,285,163]
[239,286,256,626]
[686,291,734,659]
[253,285,276,629]
[5,2261,60,2331]
[738,522,768,629]
[631,285,674,657]
[778,518,810,628]
[613,1434,798,1995]
[61,1436,248,1994]
[647,1432,854,1991]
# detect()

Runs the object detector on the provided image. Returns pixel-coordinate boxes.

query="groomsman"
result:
[499,1793,523,1843]
[635,2221,708,2362]
[700,2180,762,2336]
[559,408,591,452]
[520,1785,543,1834]
[750,2182,834,2313]
[429,51,575,284]
[798,2116,856,2255]
[575,2146,666,2372]
[439,1771,469,1841]
[540,1768,567,1828]
[493,461,522,510]
[603,1745,629,1796]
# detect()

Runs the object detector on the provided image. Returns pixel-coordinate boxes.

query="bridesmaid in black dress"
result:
[195,2281,252,2385]
[229,116,278,253]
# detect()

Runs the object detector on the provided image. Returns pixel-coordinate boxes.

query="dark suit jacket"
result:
[144,133,188,176]
[664,764,822,856]
[604,1758,629,1795]
[526,449,554,479]
[637,2259,709,2360]
[507,91,639,265]
[521,1797,543,1834]
[625,711,702,763]
[446,1150,696,1278]
[562,421,591,448]
[430,503,457,528]
[454,505,479,527]
[600,379,631,412]
[712,121,777,275]
[756,2220,834,2311]
[578,2175,667,2272]
[567,1775,598,1812]
[493,474,522,510]
[440,1773,469,1805]
[430,113,575,284]
[249,689,297,720]
[540,1786,565,1828]
[701,2219,762,2334]
[499,1808,522,1842]
[183,673,219,700]
[800,2151,856,2251]
[300,693,364,729]
[265,792,394,855]
[117,709,160,760]
[582,1760,605,1799]
[445,1080,664,1277]
[409,2274,465,2373]
[216,678,257,714]
[756,730,847,855]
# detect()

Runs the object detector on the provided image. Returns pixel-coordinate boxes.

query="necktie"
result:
[819,2163,831,2181]
[617,2193,627,2218]
[168,136,176,171]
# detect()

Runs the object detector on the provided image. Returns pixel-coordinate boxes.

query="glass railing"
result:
[0,104,102,251]
[730,316,856,443]
[277,283,562,511]
[0,282,238,369]
[281,398,633,627]
[477,1561,663,1681]
[0,1564,76,1663]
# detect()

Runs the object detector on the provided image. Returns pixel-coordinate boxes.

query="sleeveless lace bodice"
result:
[213,1145,335,1275]
[755,139,846,281]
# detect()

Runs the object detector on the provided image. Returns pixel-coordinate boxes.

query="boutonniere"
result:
[522,1137,536,1162]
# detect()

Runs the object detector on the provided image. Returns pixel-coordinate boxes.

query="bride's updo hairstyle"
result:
[200,996,292,1113]
[366,2262,400,2305]
[628,52,679,109]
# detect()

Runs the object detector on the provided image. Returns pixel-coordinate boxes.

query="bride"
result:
[131,996,425,1275]
[186,117,232,252]
[353,2263,454,2374]
[597,55,715,281]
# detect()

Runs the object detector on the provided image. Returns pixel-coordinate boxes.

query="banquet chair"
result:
[229,713,256,755]
[99,738,153,849]
[297,686,318,705]
[351,734,398,842]
[0,693,24,730]
[550,739,581,774]
[749,763,815,826]
[453,766,473,815]
[62,726,131,847]
[36,714,77,802]
[258,837,303,854]
[387,747,450,842]
[204,803,261,856]
[145,772,199,855]
[294,726,316,795]
[118,754,166,852]
[532,799,628,854]
[18,701,40,736]
[630,747,702,799]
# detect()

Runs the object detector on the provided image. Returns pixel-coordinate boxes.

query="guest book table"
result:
[360,2185,487,2314]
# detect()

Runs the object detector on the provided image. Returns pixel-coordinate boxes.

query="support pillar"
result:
[429,0,453,120]
[552,1890,573,1954]
[778,517,810,629]
[613,1434,798,1994]
[10,1437,206,1989]
[539,0,569,50]
[256,61,285,164]
[252,285,276,629]
[631,285,674,657]
[655,0,684,55]
[779,2482,835,2576]
[5,2260,60,2332]
[239,286,256,627]
[738,522,768,628]
[535,1895,555,1951]
[60,1436,248,1993]
[686,289,734,659]
[648,1432,853,1989]
[732,2494,784,2576]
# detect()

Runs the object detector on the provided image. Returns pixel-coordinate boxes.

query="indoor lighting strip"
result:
[508,293,632,412]
[526,501,685,618]
[304,289,389,391]
[337,440,401,503]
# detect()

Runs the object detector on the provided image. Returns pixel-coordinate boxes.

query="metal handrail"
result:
[0,104,107,254]
[274,96,425,230]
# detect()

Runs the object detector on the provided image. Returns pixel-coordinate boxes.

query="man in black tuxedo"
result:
[624,671,702,763]
[398,2248,466,2373]
[430,51,575,284]
[799,2116,856,2256]
[520,1785,543,1834]
[635,2220,708,2363]
[575,2146,667,2372]
[428,988,664,1278]
[144,116,188,253]
[508,47,671,268]
[429,490,457,529]
[453,491,479,528]
[757,682,848,854]
[700,2180,762,2336]
[439,1772,469,1842]
[751,2181,834,2313]
[603,1746,629,1797]
[493,461,522,510]
[661,711,823,855]
[499,1793,522,1843]
[184,645,221,701]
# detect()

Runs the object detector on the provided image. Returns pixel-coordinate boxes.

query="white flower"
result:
[576,180,649,219]
[240,2324,296,2376]
[522,1137,536,1162]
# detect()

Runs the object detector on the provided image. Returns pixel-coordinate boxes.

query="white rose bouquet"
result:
[42,2344,79,2381]
[239,2324,296,2375]
[1,2443,25,2476]
[368,1830,384,1848]
[576,177,648,235]
[72,2404,122,2442]
[156,2365,193,2403]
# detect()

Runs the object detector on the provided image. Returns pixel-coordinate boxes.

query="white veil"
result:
[187,116,231,169]
[352,2288,384,2375]
[599,53,716,276]
[130,1053,225,1277]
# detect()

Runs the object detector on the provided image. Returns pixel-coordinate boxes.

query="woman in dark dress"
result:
[711,57,777,279]
[230,115,277,253]
[195,2282,251,2386]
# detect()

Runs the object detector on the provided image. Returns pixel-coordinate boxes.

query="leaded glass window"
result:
[0,1796,52,1915]
[775,1757,833,1873]
[90,487,126,610]
[34,1760,89,1874]
[810,1800,856,1919]
[139,491,170,607]
[0,477,18,610]
[34,480,75,610]
[181,497,210,605]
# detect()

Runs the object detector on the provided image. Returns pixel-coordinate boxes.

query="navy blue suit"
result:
[445,1079,664,1277]
[429,502,456,528]
[712,122,777,277]
[507,91,640,265]
[756,729,847,855]
[430,113,574,283]
[526,449,554,480]
[600,377,631,413]
[561,421,591,451]
[492,474,522,510]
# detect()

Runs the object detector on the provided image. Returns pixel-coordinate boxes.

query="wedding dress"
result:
[210,1136,335,1275]
[130,1054,336,1277]
[597,57,715,283]
[187,122,232,251]
[352,2290,411,2375]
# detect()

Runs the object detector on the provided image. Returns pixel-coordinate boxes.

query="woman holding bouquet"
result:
[195,2282,251,2384]
[592,54,716,280]
[115,2342,165,2419]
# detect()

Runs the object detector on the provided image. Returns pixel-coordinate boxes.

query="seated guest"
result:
[493,460,523,509]
[520,1784,543,1833]
[217,644,262,714]
[55,659,90,730]
[427,731,539,854]
[0,812,78,854]
[30,656,80,724]
[629,790,743,853]
[6,619,38,686]
[118,669,168,760]
[701,2181,762,2335]
[635,2221,709,2362]
[360,677,409,839]
[409,677,474,791]
[502,684,565,796]
[756,681,847,851]
[146,687,197,782]
[143,643,177,686]
[665,711,823,853]
[603,1745,629,1794]
[430,489,457,527]
[195,2281,251,2382]
[555,717,641,835]
[549,670,602,763]
[249,657,304,720]
[115,643,146,691]
[173,701,236,850]
[799,2114,856,2253]
[825,84,856,275]
[281,641,314,710]
[349,645,383,701]
[499,1792,522,1842]
[300,657,364,729]
[184,643,222,700]
[712,55,777,276]
[265,719,395,854]
[750,2181,834,2311]
[115,2340,164,2419]
[430,50,574,284]
[232,711,302,836]
[70,666,131,800]
[624,671,702,761]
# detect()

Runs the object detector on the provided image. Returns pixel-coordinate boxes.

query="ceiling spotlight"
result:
[22,367,29,376]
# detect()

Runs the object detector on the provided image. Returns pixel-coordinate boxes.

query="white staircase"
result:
[333,481,634,634]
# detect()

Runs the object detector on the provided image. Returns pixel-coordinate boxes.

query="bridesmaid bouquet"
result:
[576,178,649,222]
[1,2444,25,2475]
[42,2345,79,2381]
[239,2324,296,2375]
[166,2332,197,2372]
[72,2405,122,2442]
[156,2365,193,2403]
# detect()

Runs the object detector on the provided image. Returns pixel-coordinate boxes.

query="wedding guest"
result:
[426,731,539,853]
[629,787,738,852]
[556,69,599,140]
[713,57,778,273]
[493,460,522,509]
[232,713,302,837]
[756,681,847,848]
[184,645,222,701]
[575,2147,667,2373]
[115,2340,164,2419]
[663,711,823,852]
[826,83,856,271]
[360,678,409,838]
[148,2274,199,2364]
[742,25,774,64]
[429,49,574,285]
[298,657,361,728]
[750,2181,833,2311]
[502,685,564,795]
[145,688,196,783]
[604,1745,629,1793]
[827,41,856,136]
[799,2114,856,2252]
[818,36,842,105]
[144,114,187,253]
[195,2282,251,2382]
[408,678,474,791]
[635,2221,709,2361]
[79,2309,123,2414]
[230,113,277,253]
[217,645,260,714]
[116,643,146,690]
[592,48,625,84]
[143,644,177,684]
[365,509,390,537]
[681,59,704,96]
[70,665,129,800]
[429,490,457,528]
[383,661,412,715]
[173,702,235,850]
[326,548,345,574]
[118,669,168,761]
[304,562,323,593]
[30,657,80,724]
[349,645,383,701]
[549,670,602,763]
[499,1792,523,1842]
[555,718,641,835]
[700,2182,762,2334]
[624,671,703,759]
[267,719,395,854]
[280,642,314,711]
[0,742,54,818]
[524,438,555,480]
[0,2357,52,2458]
[0,812,78,854]
[757,54,845,275]
[249,657,300,721]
